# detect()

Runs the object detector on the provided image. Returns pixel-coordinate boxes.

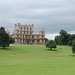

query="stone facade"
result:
[13,23,45,44]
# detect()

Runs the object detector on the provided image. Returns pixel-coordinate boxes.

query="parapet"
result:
[15,23,34,27]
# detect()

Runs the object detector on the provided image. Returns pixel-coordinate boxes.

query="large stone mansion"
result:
[9,23,45,44]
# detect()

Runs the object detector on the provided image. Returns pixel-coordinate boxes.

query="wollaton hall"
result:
[6,23,45,44]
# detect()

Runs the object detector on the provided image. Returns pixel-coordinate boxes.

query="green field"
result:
[0,45,75,75]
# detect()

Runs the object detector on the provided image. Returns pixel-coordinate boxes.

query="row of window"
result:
[17,39,44,44]
[17,31,32,34]
[21,27,32,31]
[17,35,30,38]
[17,31,44,35]
[17,35,44,38]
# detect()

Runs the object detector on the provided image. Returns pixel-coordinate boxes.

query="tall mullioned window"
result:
[21,27,22,31]
[30,32,31,34]
[32,36,34,38]
[30,28,31,31]
[27,31,28,34]
[24,32,25,34]
[23,39,24,43]
[23,35,24,38]
[27,28,28,31]
[42,35,43,38]
[25,36,27,38]
[17,35,19,37]
[17,31,18,33]
[24,27,25,31]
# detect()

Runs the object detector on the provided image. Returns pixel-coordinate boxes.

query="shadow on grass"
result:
[0,48,10,50]
[70,54,75,57]
[46,49,57,51]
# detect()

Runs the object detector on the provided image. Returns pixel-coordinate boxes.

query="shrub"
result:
[45,40,57,50]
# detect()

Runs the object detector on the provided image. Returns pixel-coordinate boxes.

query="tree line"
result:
[45,30,75,53]
[54,30,75,46]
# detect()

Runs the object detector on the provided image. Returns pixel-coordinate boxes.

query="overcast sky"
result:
[0,0,75,39]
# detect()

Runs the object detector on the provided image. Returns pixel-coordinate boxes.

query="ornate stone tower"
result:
[39,29,45,44]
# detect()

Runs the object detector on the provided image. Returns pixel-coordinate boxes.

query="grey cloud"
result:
[0,0,75,35]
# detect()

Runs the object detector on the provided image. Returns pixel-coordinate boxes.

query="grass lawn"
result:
[0,45,75,75]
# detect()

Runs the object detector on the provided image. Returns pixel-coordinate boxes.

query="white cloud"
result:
[45,33,59,40]
[45,31,75,40]
[68,31,75,34]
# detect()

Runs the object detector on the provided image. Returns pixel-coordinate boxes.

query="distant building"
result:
[13,23,45,44]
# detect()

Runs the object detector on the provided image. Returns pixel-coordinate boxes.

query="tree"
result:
[9,37,14,44]
[59,30,70,45]
[72,41,75,53]
[45,40,57,50]
[54,36,61,45]
[54,29,75,46]
[0,27,10,49]
[68,34,75,46]
[45,38,48,43]
[72,38,75,42]
[60,30,67,35]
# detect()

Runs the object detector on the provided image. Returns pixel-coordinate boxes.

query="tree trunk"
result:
[50,48,52,50]
[3,47,5,49]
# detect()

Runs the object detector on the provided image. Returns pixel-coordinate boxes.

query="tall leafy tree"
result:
[59,30,69,45]
[0,27,9,49]
[72,41,75,53]
[54,36,61,45]
[54,30,75,46]
[68,34,75,46]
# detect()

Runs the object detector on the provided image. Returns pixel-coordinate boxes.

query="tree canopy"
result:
[46,40,57,50]
[54,30,75,46]
[59,30,70,45]
[0,27,10,49]
[72,41,75,53]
